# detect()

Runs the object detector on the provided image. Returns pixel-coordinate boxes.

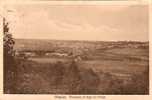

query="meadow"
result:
[8,39,149,94]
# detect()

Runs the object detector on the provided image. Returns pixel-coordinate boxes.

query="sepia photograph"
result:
[2,3,149,94]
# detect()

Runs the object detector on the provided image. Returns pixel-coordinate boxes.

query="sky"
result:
[4,4,149,41]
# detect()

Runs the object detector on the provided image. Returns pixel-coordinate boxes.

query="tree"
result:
[3,17,16,93]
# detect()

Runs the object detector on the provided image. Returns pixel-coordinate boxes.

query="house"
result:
[24,52,36,57]
[45,52,68,57]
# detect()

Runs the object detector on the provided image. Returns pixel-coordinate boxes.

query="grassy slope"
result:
[9,39,149,94]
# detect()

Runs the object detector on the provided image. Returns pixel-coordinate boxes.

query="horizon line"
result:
[14,38,149,42]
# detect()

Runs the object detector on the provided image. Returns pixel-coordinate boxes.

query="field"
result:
[5,39,149,94]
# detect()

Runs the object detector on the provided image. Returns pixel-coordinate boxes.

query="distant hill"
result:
[14,39,149,52]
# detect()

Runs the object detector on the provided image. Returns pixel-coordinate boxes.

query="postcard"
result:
[0,0,151,100]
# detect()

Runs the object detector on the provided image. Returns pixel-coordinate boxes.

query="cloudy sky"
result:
[4,4,149,41]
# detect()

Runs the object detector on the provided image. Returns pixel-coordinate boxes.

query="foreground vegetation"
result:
[4,39,149,94]
[9,58,148,94]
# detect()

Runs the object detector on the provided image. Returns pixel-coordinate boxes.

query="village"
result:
[14,40,148,62]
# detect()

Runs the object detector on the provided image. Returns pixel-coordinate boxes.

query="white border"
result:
[0,0,151,100]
